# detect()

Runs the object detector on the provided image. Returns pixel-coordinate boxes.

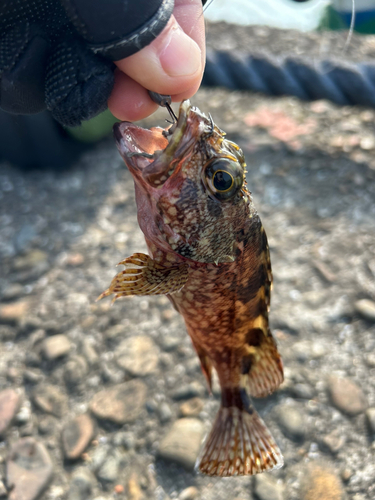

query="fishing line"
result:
[343,0,356,52]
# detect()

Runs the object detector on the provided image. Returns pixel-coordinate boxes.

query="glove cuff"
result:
[64,0,174,61]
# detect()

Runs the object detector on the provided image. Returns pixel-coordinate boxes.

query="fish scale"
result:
[100,99,284,476]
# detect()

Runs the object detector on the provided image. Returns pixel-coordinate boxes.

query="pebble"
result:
[90,380,147,424]
[171,382,205,400]
[1,283,24,300]
[291,383,314,400]
[38,416,57,436]
[0,388,20,436]
[321,430,346,454]
[23,368,44,384]
[81,338,99,366]
[327,376,367,416]
[254,474,284,500]
[112,431,135,450]
[127,472,142,500]
[68,467,96,500]
[0,480,7,496]
[104,324,124,339]
[64,356,89,386]
[355,299,375,321]
[158,418,205,470]
[7,438,53,500]
[96,453,120,482]
[32,384,68,417]
[365,408,375,433]
[179,398,204,417]
[42,334,71,360]
[0,325,16,341]
[179,487,199,500]
[276,405,306,441]
[62,414,96,460]
[116,336,159,376]
[157,402,172,423]
[0,300,29,324]
[300,464,344,500]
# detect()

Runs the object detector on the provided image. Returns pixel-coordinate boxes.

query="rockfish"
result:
[99,100,284,476]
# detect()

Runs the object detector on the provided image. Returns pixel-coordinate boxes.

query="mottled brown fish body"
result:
[100,100,284,476]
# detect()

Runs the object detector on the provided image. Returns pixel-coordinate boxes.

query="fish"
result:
[98,100,284,476]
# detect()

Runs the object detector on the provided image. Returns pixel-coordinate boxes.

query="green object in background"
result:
[319,6,348,31]
[66,108,118,143]
[319,4,375,34]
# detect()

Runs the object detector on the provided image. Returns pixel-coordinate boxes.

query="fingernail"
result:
[159,22,202,77]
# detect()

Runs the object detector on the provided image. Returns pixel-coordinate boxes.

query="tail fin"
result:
[197,404,283,476]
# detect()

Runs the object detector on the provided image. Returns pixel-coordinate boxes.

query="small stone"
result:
[291,383,314,400]
[0,325,16,341]
[116,336,159,376]
[0,389,20,436]
[179,398,204,417]
[355,299,375,321]
[300,464,344,500]
[114,484,124,495]
[158,402,172,423]
[276,405,306,441]
[366,353,375,367]
[0,300,29,324]
[341,468,352,482]
[112,431,135,449]
[1,283,24,300]
[171,382,205,400]
[23,368,44,384]
[42,334,71,360]
[32,384,68,417]
[127,473,142,500]
[90,380,147,424]
[66,253,84,266]
[0,480,7,497]
[81,338,99,366]
[7,438,53,500]
[365,408,375,433]
[104,324,124,339]
[62,414,96,460]
[158,418,205,470]
[97,454,120,483]
[38,416,57,436]
[179,486,199,500]
[16,404,31,424]
[321,430,346,454]
[328,376,367,416]
[254,474,283,500]
[68,467,96,500]
[64,356,88,386]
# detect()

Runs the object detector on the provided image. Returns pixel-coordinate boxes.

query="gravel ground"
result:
[1,26,375,500]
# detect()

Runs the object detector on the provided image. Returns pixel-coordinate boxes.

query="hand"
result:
[109,0,206,122]
[0,0,205,127]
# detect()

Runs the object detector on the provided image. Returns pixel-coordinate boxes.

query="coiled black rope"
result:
[202,48,375,107]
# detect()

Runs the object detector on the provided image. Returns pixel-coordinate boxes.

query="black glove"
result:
[0,0,174,126]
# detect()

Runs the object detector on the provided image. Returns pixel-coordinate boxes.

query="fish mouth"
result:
[113,100,192,187]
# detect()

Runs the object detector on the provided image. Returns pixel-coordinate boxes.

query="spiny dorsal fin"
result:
[97,253,188,301]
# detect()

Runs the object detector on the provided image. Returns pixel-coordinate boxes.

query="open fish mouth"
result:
[113,100,192,187]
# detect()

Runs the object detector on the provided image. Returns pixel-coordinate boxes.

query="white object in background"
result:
[204,0,331,32]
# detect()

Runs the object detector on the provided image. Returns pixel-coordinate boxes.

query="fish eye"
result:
[204,158,244,201]
[213,170,233,192]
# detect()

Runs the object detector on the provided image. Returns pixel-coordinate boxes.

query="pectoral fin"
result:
[98,253,188,301]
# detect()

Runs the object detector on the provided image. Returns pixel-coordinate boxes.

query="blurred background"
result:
[1,1,375,500]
